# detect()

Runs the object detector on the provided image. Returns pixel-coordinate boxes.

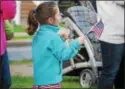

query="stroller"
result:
[59,0,102,88]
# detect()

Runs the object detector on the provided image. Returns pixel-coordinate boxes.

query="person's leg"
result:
[114,51,125,89]
[0,55,4,88]
[97,41,124,89]
[90,0,97,12]
[2,50,11,89]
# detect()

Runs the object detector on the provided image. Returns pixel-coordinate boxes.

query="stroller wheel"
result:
[80,69,96,88]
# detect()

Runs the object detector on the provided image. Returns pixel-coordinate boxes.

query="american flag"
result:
[89,19,104,38]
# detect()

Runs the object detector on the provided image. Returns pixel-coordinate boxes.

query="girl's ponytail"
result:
[26,10,38,35]
[26,2,58,35]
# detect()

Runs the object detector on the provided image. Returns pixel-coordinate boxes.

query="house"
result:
[21,0,36,26]
[14,0,36,27]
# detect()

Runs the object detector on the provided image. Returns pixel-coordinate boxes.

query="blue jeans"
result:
[0,50,11,89]
[97,41,124,89]
[114,56,124,88]
[0,55,4,87]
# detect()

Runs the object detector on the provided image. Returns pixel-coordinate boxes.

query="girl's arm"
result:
[48,34,81,61]
[1,0,16,20]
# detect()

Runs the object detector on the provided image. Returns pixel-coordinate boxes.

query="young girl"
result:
[26,2,84,89]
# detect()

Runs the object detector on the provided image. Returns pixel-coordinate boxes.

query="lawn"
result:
[14,25,25,32]
[13,24,65,40]
[9,59,32,65]
[11,76,83,88]
[13,36,33,40]
[14,24,65,33]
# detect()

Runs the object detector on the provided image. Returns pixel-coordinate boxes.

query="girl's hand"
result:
[58,27,70,40]
[77,36,85,45]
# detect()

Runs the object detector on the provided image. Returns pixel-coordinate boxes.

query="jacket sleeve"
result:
[1,0,16,20]
[48,34,80,61]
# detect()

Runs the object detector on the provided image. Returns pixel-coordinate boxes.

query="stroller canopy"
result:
[67,5,97,34]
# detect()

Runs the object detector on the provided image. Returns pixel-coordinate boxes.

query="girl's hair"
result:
[26,2,57,35]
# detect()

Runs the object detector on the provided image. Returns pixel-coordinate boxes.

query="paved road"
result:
[7,46,32,60]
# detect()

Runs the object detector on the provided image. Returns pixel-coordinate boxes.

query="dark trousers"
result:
[114,56,124,89]
[90,0,97,12]
[0,51,11,89]
[97,41,124,89]
[0,55,4,87]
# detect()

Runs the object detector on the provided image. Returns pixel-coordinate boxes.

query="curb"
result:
[14,32,28,36]
[7,40,32,47]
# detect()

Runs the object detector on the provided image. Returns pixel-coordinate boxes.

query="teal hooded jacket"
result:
[32,24,80,85]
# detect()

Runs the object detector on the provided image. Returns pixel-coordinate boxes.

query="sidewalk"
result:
[14,32,28,37]
[10,63,33,76]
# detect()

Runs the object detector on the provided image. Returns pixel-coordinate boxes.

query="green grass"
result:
[14,24,65,33]
[11,76,83,88]
[11,76,33,88]
[11,76,96,88]
[59,23,65,27]
[13,36,33,40]
[13,24,65,40]
[62,76,82,88]
[59,2,77,7]
[9,59,32,65]
[14,25,25,32]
